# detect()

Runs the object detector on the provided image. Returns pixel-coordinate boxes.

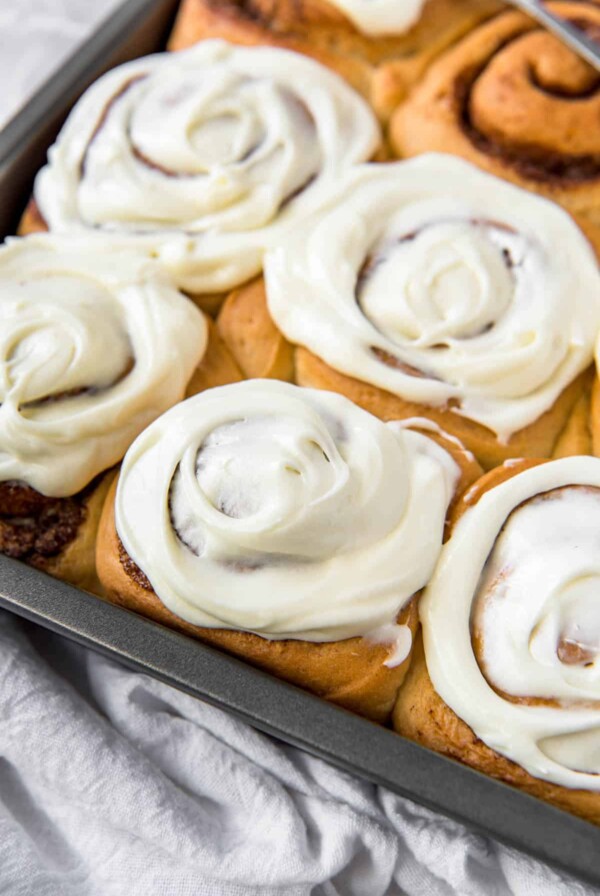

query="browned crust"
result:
[217,278,294,380]
[216,276,592,470]
[167,0,502,119]
[14,471,117,595]
[552,375,593,458]
[95,408,480,722]
[98,479,416,722]
[394,635,600,823]
[393,460,600,824]
[186,315,244,393]
[390,1,600,223]
[18,198,47,235]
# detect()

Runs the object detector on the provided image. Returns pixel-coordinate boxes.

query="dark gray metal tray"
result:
[0,0,598,886]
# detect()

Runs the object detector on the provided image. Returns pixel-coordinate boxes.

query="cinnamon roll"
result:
[390,1,600,225]
[24,40,379,313]
[394,456,600,823]
[218,154,600,469]
[168,0,502,119]
[96,379,480,720]
[0,234,213,591]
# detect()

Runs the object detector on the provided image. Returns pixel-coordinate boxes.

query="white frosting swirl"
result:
[116,380,459,641]
[265,154,600,440]
[0,235,207,497]
[422,457,600,790]
[34,40,380,294]
[327,0,427,35]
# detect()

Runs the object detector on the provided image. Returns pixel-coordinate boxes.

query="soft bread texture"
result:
[216,278,593,469]
[390,1,600,225]
[393,460,600,824]
[167,0,502,119]
[96,420,481,723]
[27,471,116,595]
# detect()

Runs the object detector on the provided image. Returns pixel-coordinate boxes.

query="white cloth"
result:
[0,0,123,129]
[0,610,596,896]
[1,4,599,895]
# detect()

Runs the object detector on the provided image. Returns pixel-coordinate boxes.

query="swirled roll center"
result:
[359,221,513,347]
[168,409,410,563]
[473,486,600,702]
[0,275,131,409]
[447,8,600,181]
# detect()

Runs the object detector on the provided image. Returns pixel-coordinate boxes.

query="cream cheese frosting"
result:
[0,235,207,497]
[422,457,600,790]
[265,154,600,441]
[327,0,427,35]
[34,40,380,295]
[115,379,459,642]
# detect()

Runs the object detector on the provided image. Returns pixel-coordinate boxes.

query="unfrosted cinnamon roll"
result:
[0,234,222,591]
[394,456,600,824]
[96,379,480,720]
[390,1,600,225]
[168,0,502,119]
[22,40,379,313]
[217,154,600,469]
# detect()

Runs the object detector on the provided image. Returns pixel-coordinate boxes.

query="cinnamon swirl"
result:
[218,155,600,468]
[390,1,600,225]
[97,379,479,720]
[0,234,211,590]
[24,40,379,313]
[394,456,600,823]
[168,0,502,119]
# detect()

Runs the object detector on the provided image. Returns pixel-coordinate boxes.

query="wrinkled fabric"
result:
[0,611,596,896]
[0,0,123,129]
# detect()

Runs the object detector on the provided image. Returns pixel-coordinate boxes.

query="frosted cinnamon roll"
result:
[23,40,379,313]
[0,234,214,591]
[394,456,600,823]
[97,379,480,720]
[390,1,600,225]
[168,0,501,119]
[217,155,600,469]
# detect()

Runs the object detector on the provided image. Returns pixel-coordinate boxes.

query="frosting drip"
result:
[116,380,459,641]
[422,457,600,791]
[265,154,600,439]
[326,0,427,35]
[0,235,207,497]
[34,40,380,293]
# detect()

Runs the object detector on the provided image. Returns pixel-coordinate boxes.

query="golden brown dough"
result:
[216,278,593,470]
[390,1,600,224]
[393,459,600,824]
[96,418,481,723]
[168,0,502,119]
[0,472,115,595]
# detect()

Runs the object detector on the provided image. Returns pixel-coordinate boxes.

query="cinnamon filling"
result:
[118,538,152,591]
[456,16,600,183]
[0,480,90,568]
[371,346,431,379]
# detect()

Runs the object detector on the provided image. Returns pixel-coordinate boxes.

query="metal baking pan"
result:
[0,0,598,886]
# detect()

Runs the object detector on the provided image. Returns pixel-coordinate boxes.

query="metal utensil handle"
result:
[510,0,600,72]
